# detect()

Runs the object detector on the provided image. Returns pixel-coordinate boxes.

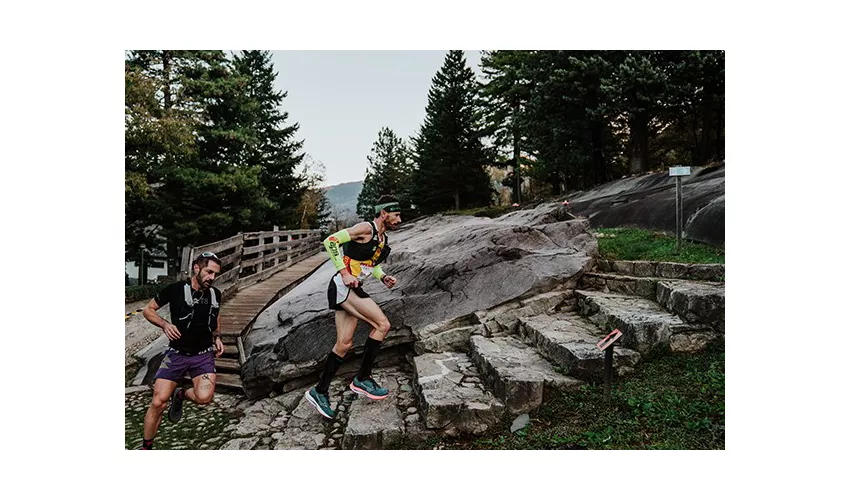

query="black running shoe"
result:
[167,387,184,423]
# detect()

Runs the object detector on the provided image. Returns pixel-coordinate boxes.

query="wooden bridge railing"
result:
[179,227,324,300]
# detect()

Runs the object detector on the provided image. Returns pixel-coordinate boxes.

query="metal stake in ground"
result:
[669,165,692,253]
[597,329,623,401]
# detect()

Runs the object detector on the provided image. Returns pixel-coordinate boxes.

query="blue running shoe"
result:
[350,376,389,400]
[305,387,336,419]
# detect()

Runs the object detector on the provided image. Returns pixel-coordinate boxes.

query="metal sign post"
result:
[597,329,623,401]
[669,166,692,252]
[139,243,147,286]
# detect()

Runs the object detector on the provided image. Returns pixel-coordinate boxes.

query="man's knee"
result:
[195,392,214,405]
[151,396,170,412]
[376,318,391,336]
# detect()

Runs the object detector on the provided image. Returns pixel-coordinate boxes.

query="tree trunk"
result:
[701,103,712,164]
[715,107,724,161]
[454,190,460,211]
[629,115,649,175]
[590,121,606,185]
[512,104,522,204]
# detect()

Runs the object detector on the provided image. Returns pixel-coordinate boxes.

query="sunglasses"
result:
[200,251,218,259]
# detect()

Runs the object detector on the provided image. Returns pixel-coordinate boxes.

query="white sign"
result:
[669,166,691,176]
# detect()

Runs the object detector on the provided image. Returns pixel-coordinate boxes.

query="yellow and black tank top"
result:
[341,221,391,278]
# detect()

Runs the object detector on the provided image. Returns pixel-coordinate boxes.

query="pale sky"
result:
[268,50,484,187]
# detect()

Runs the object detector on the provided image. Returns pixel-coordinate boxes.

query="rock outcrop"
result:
[241,203,598,398]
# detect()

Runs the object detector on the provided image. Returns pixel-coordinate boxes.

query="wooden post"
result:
[284,234,291,264]
[272,225,279,268]
[180,246,194,279]
[603,345,614,401]
[596,329,622,403]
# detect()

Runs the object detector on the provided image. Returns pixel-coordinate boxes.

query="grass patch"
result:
[595,227,724,264]
[124,391,243,450]
[403,341,724,450]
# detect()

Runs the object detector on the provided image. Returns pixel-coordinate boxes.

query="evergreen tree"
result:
[125,50,307,276]
[233,50,305,229]
[125,50,216,274]
[412,50,492,213]
[522,51,623,192]
[480,50,535,203]
[602,51,670,175]
[356,127,415,219]
[655,50,725,165]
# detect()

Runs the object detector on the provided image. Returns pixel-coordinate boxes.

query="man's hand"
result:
[382,275,397,288]
[341,271,360,289]
[214,337,224,358]
[162,322,181,340]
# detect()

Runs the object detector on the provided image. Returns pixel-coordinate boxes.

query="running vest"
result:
[340,221,391,278]
[176,282,219,333]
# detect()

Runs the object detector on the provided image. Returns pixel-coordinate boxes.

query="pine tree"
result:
[523,50,623,192]
[412,51,492,214]
[480,50,535,203]
[656,50,725,165]
[233,50,305,229]
[125,50,216,274]
[602,51,670,175]
[125,50,306,275]
[356,127,415,219]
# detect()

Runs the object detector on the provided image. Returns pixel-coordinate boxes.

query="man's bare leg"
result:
[142,378,178,449]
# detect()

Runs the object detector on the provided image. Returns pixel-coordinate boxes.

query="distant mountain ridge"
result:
[324,180,363,217]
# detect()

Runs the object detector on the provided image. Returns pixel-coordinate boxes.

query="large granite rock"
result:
[566,164,725,247]
[241,203,598,398]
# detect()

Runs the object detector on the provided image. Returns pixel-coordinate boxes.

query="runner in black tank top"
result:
[305,195,402,419]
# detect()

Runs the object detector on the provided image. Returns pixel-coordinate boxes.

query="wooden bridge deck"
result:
[214,251,328,391]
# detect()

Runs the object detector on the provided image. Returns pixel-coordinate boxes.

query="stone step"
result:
[414,324,485,355]
[518,313,641,377]
[273,390,330,450]
[468,335,583,414]
[579,272,659,300]
[656,279,725,333]
[580,273,724,332]
[596,259,725,281]
[473,290,577,336]
[342,373,406,450]
[413,352,505,436]
[576,290,719,354]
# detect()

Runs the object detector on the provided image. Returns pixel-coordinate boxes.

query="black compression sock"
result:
[316,351,345,394]
[142,438,154,450]
[357,337,383,381]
